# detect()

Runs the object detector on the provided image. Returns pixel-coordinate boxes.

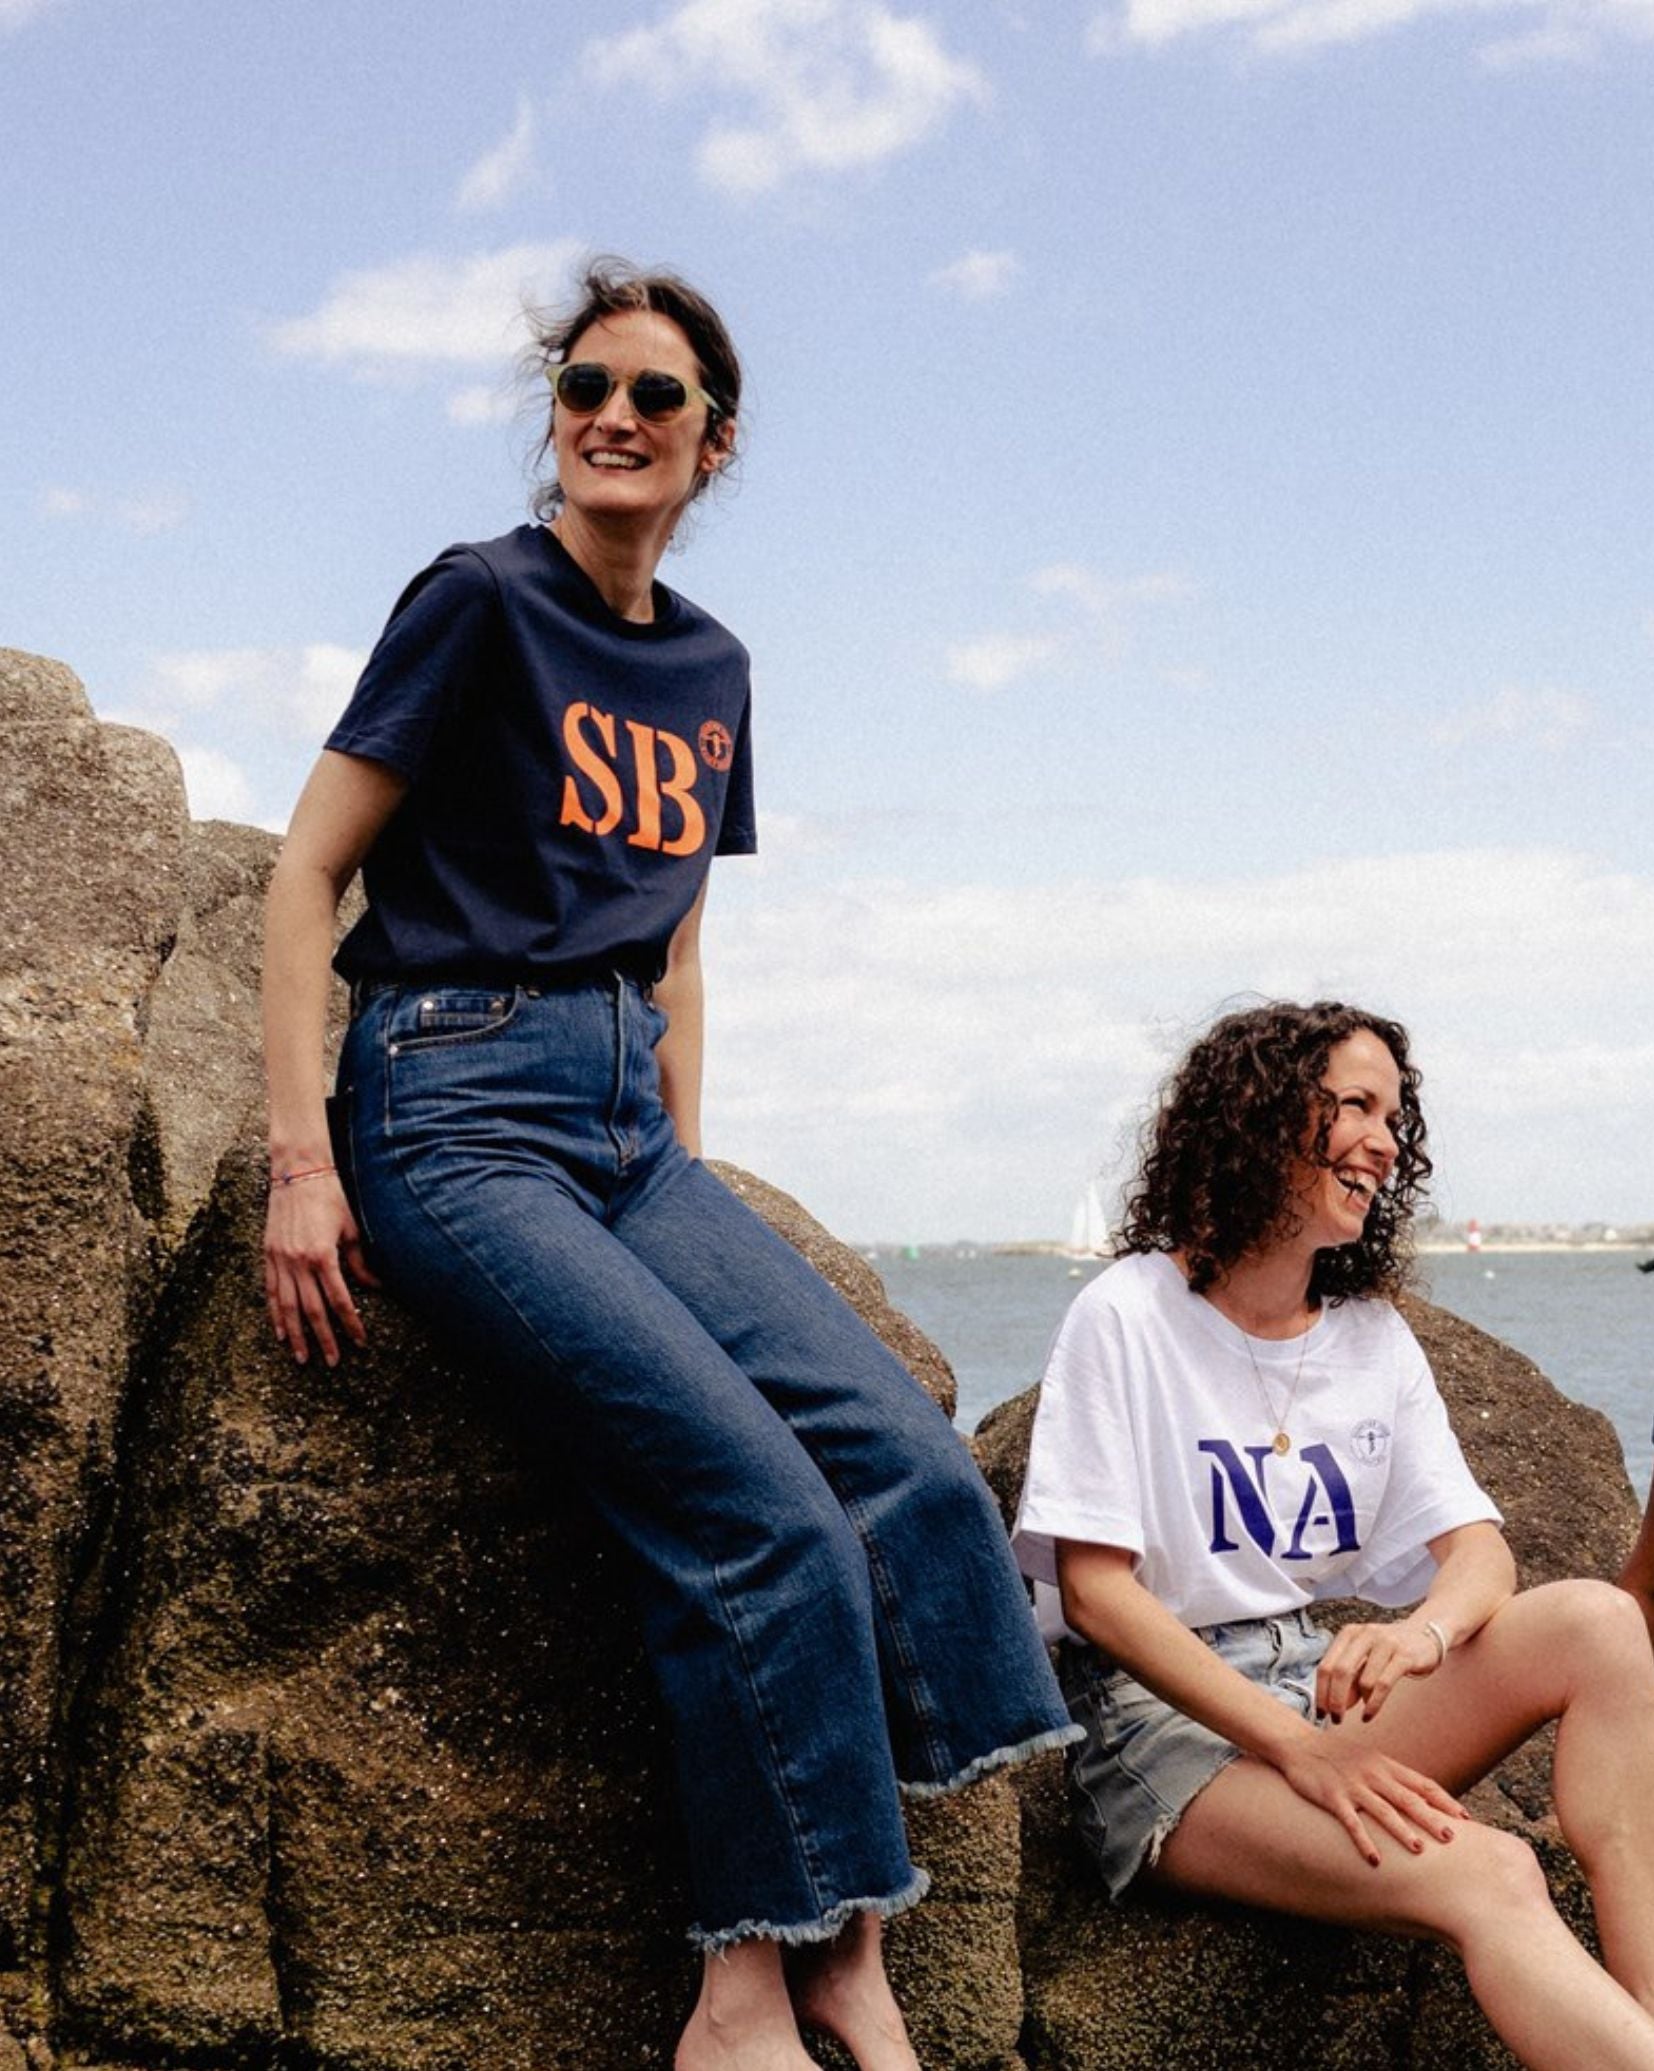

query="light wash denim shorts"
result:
[1056,1608,1328,1900]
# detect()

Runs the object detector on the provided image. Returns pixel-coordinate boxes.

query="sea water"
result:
[873,1247,1654,1501]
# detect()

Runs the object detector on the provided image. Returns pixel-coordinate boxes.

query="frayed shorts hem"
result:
[1110,1740,1244,1902]
[688,1868,932,1955]
[1059,1610,1327,1902]
[899,1720,1085,1800]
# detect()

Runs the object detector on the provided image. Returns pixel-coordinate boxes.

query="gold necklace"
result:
[1239,1315,1312,1456]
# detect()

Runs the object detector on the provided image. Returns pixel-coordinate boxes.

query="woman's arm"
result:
[1316,1520,1516,1722]
[1058,1540,1467,1865]
[1618,1489,1654,1646]
[652,876,710,1157]
[1059,1541,1327,1765]
[262,748,407,1364]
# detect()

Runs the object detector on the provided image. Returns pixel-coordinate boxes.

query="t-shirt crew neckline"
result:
[537,523,681,641]
[1143,1250,1332,1364]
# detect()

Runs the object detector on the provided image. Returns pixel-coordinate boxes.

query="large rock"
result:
[58,1151,1023,2071]
[0,652,187,2003]
[2,645,1641,2070]
[973,1298,1640,2071]
[0,653,1028,2070]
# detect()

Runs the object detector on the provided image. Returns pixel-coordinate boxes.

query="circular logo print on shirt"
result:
[698,720,734,772]
[1350,1418,1392,1464]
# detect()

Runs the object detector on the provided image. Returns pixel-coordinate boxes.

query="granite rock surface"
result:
[1,646,1642,2070]
[0,651,1025,2070]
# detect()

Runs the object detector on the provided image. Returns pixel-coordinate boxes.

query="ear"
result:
[699,417,736,474]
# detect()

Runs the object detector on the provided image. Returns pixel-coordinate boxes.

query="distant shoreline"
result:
[866,1237,1654,1261]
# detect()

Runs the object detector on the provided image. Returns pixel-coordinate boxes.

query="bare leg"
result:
[1153,1755,1654,2071]
[677,1942,823,2071]
[1341,1581,1654,2008]
[789,1912,921,2071]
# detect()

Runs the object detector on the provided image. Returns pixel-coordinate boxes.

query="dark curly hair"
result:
[524,256,742,527]
[1117,1000,1431,1304]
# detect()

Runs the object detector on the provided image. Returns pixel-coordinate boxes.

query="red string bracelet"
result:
[271,1164,338,1189]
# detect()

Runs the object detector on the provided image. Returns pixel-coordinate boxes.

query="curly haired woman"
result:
[1015,1000,1654,2071]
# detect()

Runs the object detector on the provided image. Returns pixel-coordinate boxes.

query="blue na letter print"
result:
[1198,1441,1278,1555]
[1283,1443,1359,1562]
[1198,1440,1361,1561]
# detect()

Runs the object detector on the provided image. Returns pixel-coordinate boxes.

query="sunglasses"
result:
[549,361,720,424]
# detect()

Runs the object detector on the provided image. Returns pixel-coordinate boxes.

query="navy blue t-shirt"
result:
[328,524,756,986]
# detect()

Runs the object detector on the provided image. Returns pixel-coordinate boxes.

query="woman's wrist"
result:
[1250,1704,1323,1770]
[269,1138,333,1164]
[1415,1616,1452,1666]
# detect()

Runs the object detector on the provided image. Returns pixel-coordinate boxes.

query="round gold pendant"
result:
[1272,1431,1292,1455]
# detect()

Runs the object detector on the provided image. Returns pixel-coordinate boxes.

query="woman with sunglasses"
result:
[1015,1001,1654,2071]
[263,258,1075,2071]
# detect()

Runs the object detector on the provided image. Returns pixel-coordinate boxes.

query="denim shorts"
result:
[1057,1608,1328,1900]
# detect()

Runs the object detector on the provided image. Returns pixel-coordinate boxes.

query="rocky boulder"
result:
[0,651,1028,2070]
[2,644,1643,2071]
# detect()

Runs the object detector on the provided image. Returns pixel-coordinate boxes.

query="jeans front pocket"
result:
[385,987,523,1055]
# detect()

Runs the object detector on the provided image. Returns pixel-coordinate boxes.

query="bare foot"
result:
[677,1942,825,2071]
[789,1914,921,2071]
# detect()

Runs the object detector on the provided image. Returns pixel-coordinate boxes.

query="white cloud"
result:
[42,484,188,535]
[140,644,367,734]
[455,97,541,213]
[1089,0,1654,57]
[176,745,258,824]
[0,0,58,28]
[950,563,1193,691]
[945,632,1062,691]
[446,381,517,427]
[585,0,988,194]
[702,844,1654,1237]
[1030,563,1191,616]
[1477,14,1595,60]
[928,248,1019,300]
[1429,685,1593,753]
[271,240,581,376]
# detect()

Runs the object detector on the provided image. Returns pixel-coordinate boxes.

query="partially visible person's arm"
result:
[653,875,710,1157]
[1619,1487,1654,1646]
[262,748,406,1364]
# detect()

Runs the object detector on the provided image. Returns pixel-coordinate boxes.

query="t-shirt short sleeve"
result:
[326,549,499,783]
[1013,1288,1147,1591]
[715,697,757,856]
[1347,1317,1501,1605]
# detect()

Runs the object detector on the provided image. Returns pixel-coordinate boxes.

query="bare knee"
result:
[1529,1578,1654,1690]
[1415,1825,1554,1949]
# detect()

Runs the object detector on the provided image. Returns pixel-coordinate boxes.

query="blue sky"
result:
[5,0,1652,1240]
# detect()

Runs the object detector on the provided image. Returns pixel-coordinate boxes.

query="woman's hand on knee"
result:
[263,1178,378,1366]
[1316,1618,1447,1723]
[1276,1732,1467,1868]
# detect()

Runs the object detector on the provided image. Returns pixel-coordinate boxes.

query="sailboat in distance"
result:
[1064,1179,1110,1268]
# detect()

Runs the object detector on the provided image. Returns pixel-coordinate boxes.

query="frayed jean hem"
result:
[899,1720,1085,1801]
[689,1867,931,1955]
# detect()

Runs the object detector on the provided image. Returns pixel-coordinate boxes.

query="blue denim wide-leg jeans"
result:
[338,976,1077,1951]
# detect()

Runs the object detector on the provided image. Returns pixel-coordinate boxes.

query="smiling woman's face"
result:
[1283,1027,1404,1255]
[552,308,727,535]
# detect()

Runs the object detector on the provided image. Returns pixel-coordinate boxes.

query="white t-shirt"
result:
[1013,1251,1500,1642]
